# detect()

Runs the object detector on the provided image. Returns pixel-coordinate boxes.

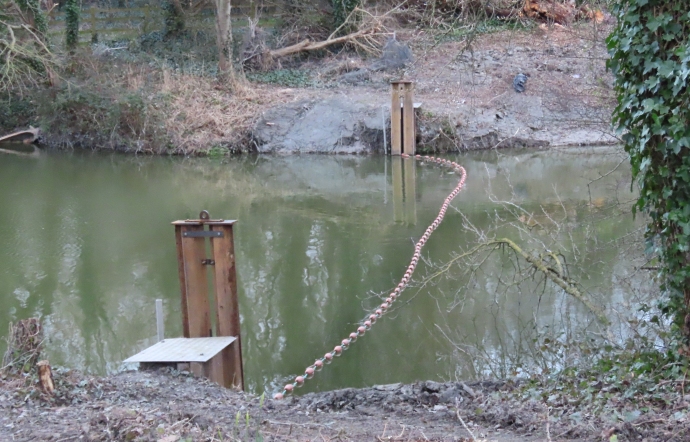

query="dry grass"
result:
[157,72,299,153]
[1,318,43,377]
[37,52,309,154]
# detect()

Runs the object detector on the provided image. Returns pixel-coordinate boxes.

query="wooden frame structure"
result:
[172,211,244,390]
[390,80,415,156]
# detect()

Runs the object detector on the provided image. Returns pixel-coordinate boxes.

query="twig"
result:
[455,399,476,441]
[546,407,552,442]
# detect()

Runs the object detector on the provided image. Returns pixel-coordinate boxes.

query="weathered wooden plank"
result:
[155,299,164,342]
[174,226,191,338]
[402,83,416,156]
[180,225,211,338]
[391,84,402,156]
[210,224,244,390]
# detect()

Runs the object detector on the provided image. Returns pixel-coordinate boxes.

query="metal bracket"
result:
[185,210,224,224]
[201,259,215,266]
[183,231,223,238]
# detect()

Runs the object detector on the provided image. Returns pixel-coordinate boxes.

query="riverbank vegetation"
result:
[1,0,612,154]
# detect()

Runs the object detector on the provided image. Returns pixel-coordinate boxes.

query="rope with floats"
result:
[273,154,468,400]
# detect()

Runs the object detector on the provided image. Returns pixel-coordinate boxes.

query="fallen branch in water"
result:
[0,127,40,144]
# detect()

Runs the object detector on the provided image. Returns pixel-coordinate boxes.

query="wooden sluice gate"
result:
[390,80,416,156]
[390,80,418,224]
[125,211,244,390]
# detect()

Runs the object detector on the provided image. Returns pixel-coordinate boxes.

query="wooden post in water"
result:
[155,299,164,342]
[390,80,416,156]
[172,211,244,390]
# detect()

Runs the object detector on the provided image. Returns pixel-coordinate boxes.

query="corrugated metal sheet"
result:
[124,336,236,363]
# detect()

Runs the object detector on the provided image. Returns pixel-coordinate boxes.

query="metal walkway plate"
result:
[124,336,236,363]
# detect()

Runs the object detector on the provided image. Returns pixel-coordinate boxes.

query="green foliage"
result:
[331,0,360,32]
[163,1,185,37]
[607,1,690,340]
[207,145,229,158]
[64,0,80,50]
[38,84,167,152]
[0,95,36,132]
[247,69,313,87]
[523,341,689,411]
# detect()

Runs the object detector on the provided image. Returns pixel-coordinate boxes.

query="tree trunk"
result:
[214,0,237,85]
[65,0,80,50]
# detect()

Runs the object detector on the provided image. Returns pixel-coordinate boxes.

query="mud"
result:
[1,368,686,441]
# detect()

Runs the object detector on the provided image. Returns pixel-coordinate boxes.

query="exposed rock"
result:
[252,98,387,154]
[370,37,413,72]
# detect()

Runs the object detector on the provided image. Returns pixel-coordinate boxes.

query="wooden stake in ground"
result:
[37,360,54,394]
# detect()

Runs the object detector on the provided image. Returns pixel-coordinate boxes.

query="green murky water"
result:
[0,148,641,394]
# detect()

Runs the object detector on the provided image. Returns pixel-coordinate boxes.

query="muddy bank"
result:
[1,368,686,441]
[2,23,618,156]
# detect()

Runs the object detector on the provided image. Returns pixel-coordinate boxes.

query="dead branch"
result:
[490,238,607,324]
[268,27,379,58]
[264,6,399,61]
[0,127,40,143]
[416,238,608,324]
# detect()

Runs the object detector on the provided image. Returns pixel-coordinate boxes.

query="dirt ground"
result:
[284,20,619,151]
[1,367,687,442]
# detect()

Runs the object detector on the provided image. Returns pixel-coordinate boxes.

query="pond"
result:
[0,148,642,395]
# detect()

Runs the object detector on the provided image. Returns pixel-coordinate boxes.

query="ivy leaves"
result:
[607,0,690,339]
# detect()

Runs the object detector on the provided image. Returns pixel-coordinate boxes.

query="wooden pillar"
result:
[209,223,244,390]
[390,80,415,156]
[402,82,415,156]
[391,83,402,156]
[173,211,244,390]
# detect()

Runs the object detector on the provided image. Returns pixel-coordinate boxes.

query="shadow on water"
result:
[0,147,643,394]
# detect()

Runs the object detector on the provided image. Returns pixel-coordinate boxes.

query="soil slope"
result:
[2,368,686,441]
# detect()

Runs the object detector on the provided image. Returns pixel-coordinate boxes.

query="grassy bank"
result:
[1,32,297,155]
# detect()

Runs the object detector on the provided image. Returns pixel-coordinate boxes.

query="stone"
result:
[370,37,413,72]
[374,383,402,391]
[252,98,387,154]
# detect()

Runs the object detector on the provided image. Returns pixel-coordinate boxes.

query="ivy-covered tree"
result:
[64,0,80,50]
[332,0,360,32]
[164,0,185,37]
[15,0,48,40]
[607,2,690,341]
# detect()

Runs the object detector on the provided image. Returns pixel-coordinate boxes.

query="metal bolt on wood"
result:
[273,155,468,400]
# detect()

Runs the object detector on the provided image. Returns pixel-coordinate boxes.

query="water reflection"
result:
[0,148,641,394]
